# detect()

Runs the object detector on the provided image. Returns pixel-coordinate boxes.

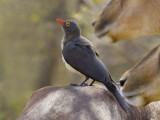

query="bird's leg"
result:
[70,76,89,87]
[89,80,95,86]
[80,77,89,86]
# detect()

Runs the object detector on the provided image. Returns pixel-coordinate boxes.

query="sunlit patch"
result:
[125,95,146,107]
[120,86,147,106]
[66,22,70,26]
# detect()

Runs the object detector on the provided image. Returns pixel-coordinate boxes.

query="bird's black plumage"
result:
[62,38,112,85]
[57,19,130,114]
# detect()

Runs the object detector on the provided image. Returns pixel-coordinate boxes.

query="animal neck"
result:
[62,31,80,46]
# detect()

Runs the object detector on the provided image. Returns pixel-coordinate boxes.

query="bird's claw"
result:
[70,83,89,87]
[70,84,79,86]
[82,83,89,86]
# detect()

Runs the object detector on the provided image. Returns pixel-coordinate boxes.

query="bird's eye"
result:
[66,22,70,26]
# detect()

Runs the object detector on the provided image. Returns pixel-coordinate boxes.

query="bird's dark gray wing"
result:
[63,42,130,114]
[62,41,112,84]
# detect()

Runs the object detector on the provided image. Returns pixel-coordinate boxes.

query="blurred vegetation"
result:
[0,0,106,119]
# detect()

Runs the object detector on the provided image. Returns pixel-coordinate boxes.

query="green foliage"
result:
[93,0,105,4]
[0,112,5,120]
[30,13,40,23]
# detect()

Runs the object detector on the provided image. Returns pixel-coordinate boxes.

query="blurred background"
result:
[0,0,106,119]
[0,0,160,120]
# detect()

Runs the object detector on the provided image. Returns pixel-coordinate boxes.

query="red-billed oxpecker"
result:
[56,19,130,114]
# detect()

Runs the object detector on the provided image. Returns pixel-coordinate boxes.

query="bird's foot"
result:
[82,83,89,86]
[70,83,89,87]
[70,84,79,86]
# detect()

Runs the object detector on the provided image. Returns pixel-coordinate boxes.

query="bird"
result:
[56,19,130,114]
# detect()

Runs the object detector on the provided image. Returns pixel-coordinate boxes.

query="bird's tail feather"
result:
[105,84,131,115]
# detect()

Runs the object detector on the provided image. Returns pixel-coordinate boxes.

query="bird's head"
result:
[56,19,80,37]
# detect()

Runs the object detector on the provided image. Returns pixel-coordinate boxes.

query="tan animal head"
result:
[120,44,160,107]
[93,0,160,42]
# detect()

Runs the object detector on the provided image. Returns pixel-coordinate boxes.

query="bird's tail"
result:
[105,83,131,115]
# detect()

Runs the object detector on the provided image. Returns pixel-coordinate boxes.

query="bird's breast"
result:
[62,55,81,75]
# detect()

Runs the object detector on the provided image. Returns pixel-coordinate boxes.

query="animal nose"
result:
[92,21,96,26]
[119,78,127,87]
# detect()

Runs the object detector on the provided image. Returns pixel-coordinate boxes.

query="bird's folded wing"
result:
[62,42,111,83]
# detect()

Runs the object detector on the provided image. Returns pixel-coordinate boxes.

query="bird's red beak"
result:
[56,19,64,26]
